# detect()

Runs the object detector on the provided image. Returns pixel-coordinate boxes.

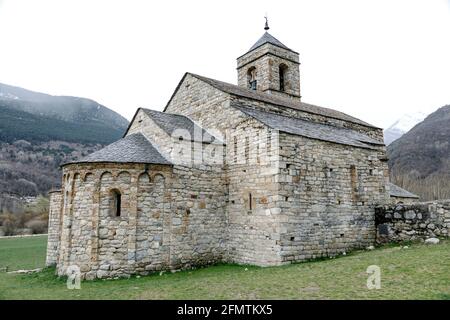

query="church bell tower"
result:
[237,18,301,100]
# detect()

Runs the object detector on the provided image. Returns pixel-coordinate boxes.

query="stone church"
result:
[46,24,403,280]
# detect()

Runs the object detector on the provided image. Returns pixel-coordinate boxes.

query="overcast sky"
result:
[0,0,449,128]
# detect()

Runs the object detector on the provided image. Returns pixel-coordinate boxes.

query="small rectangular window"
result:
[233,136,238,163]
[245,136,249,164]
[350,165,358,202]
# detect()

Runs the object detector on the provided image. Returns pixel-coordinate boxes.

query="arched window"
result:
[247,67,257,90]
[279,64,288,92]
[110,189,121,217]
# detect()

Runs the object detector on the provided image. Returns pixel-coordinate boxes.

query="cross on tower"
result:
[264,15,269,31]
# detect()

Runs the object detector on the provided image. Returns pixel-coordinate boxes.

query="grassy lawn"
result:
[0,236,449,299]
[0,235,47,271]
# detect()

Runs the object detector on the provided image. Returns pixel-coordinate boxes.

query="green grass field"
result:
[0,235,449,300]
[0,235,47,271]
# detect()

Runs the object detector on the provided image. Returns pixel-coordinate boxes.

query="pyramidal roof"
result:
[248,32,293,52]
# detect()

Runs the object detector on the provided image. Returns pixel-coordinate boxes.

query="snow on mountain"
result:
[0,92,19,100]
[384,112,427,145]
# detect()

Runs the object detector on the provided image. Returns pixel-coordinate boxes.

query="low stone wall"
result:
[375,200,450,243]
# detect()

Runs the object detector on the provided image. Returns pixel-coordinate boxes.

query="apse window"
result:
[111,189,122,217]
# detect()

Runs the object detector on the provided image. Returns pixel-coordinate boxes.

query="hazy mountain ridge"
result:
[0,82,128,128]
[388,105,450,200]
[0,102,126,144]
[0,82,129,200]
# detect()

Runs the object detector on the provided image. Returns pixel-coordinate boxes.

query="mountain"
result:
[383,111,427,145]
[388,105,450,201]
[0,83,128,144]
[0,83,129,199]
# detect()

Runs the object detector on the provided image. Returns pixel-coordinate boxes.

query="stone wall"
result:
[375,201,450,243]
[45,190,62,266]
[54,162,227,279]
[169,165,227,269]
[164,75,389,265]
[165,74,239,135]
[277,133,390,261]
[225,118,282,265]
[237,42,301,99]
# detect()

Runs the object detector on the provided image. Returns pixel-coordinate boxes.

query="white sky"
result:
[0,0,449,128]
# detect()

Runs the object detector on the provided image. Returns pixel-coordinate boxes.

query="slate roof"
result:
[248,32,293,52]
[233,104,384,150]
[388,183,420,199]
[64,133,172,166]
[141,108,223,144]
[187,73,377,129]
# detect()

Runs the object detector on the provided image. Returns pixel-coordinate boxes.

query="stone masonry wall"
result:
[375,201,450,243]
[46,190,62,266]
[166,77,286,265]
[57,164,156,279]
[165,75,388,264]
[54,162,227,279]
[278,133,390,261]
[169,164,227,269]
[165,74,238,135]
[237,42,301,99]
[225,118,283,265]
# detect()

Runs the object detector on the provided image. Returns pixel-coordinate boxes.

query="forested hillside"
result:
[388,105,450,201]
[0,83,129,198]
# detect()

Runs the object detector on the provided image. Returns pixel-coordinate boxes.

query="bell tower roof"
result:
[248,31,292,52]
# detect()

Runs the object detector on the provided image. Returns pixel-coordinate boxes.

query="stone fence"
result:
[375,200,450,243]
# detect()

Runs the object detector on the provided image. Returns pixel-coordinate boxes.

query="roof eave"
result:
[61,161,173,168]
[122,107,143,138]
[163,72,190,112]
[232,104,382,151]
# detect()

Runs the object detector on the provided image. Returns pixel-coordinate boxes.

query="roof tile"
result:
[141,108,222,144]
[189,73,377,129]
[388,183,420,199]
[248,32,292,52]
[65,133,172,166]
[234,104,383,150]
